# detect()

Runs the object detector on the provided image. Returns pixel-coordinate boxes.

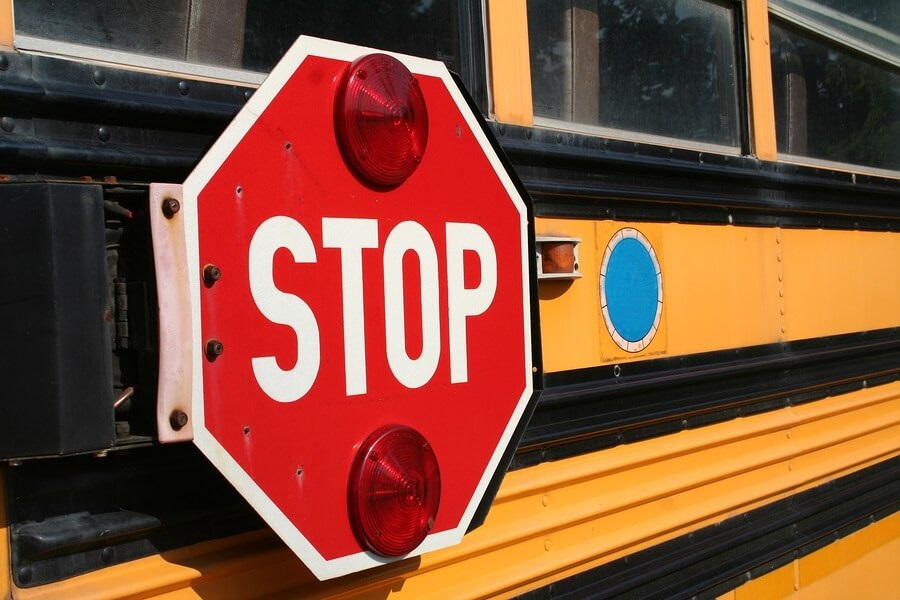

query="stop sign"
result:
[178,36,538,580]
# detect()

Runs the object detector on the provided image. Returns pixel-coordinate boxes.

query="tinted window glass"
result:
[770,21,900,170]
[241,1,459,72]
[527,0,741,148]
[13,0,461,74]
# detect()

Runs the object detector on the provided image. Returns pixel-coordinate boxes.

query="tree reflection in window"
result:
[528,0,740,148]
[13,0,460,76]
[771,21,899,171]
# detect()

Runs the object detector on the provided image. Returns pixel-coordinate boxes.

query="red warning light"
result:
[348,425,441,557]
[334,53,429,189]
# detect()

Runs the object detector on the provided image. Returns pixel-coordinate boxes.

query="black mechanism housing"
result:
[0,183,114,457]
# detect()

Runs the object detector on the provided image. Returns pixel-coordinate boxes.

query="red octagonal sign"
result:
[175,37,537,579]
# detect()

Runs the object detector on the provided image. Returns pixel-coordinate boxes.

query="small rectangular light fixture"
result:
[536,236,581,280]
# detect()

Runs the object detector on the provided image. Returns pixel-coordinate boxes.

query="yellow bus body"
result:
[2,0,899,597]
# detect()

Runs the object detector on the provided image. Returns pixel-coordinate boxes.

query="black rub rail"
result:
[514,328,900,468]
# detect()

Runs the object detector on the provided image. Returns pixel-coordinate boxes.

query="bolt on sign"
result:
[151,36,540,580]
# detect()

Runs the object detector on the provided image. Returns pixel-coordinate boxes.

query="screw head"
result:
[162,198,181,219]
[169,410,189,431]
[205,339,224,361]
[203,264,222,287]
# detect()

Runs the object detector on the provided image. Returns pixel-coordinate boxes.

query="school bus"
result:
[1,0,899,598]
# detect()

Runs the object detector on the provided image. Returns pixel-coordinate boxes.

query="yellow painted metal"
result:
[536,219,605,371]
[798,510,900,597]
[728,511,900,599]
[537,218,783,372]
[659,222,782,357]
[728,563,797,599]
[485,0,534,126]
[744,0,778,161]
[536,219,672,370]
[15,382,900,599]
[536,218,900,373]
[781,228,900,341]
[0,0,13,48]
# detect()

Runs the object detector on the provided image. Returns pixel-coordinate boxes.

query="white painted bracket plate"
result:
[149,183,195,443]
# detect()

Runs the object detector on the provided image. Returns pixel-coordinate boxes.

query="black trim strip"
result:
[2,51,897,230]
[515,455,900,600]
[513,329,900,469]
[490,123,900,231]
[0,51,249,182]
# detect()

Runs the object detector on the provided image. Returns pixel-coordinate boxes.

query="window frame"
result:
[768,0,899,71]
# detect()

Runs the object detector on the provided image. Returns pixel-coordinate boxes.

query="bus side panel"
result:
[537,218,900,373]
[728,511,900,599]
[10,382,899,598]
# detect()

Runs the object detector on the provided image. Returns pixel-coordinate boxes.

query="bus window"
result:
[13,0,249,68]
[526,0,741,150]
[769,1,899,172]
[241,1,459,73]
[12,0,461,79]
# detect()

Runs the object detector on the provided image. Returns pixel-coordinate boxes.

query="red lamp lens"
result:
[348,425,441,557]
[334,53,428,189]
